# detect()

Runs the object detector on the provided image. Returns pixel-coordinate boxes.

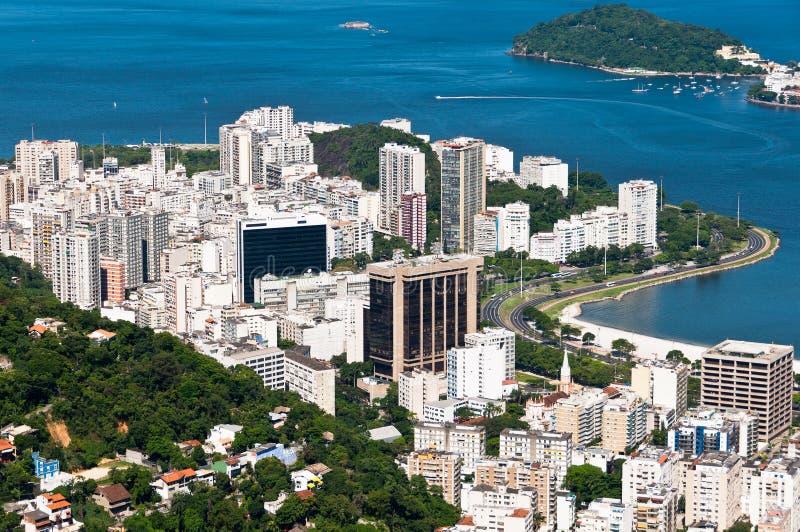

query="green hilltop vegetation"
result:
[512,4,764,74]
[0,255,462,531]
[78,144,220,177]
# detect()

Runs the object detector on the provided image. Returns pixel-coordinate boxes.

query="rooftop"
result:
[285,351,334,372]
[705,339,793,361]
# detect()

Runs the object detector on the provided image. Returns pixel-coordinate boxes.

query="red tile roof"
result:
[509,508,530,518]
[160,468,196,484]
[0,439,14,452]
[457,516,475,526]
[296,490,315,501]
[29,324,47,335]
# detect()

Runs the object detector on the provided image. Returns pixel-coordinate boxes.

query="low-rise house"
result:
[150,468,213,502]
[92,484,132,516]
[32,453,59,479]
[22,493,82,532]
[0,438,16,462]
[88,329,116,342]
[206,424,243,455]
[212,457,243,478]
[291,464,331,491]
[367,425,402,443]
[241,443,297,467]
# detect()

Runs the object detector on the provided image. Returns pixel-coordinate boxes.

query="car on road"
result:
[605,282,616,287]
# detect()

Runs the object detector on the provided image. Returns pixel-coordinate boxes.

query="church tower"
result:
[559,347,573,394]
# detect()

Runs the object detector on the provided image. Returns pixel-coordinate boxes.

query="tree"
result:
[611,338,636,357]
[666,349,684,362]
[582,332,596,345]
[563,464,622,507]
[651,429,667,446]
[275,494,308,528]
[724,521,753,532]
[454,406,474,420]
[560,324,581,340]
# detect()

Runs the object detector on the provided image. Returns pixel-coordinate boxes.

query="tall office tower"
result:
[151,145,166,189]
[236,212,328,303]
[519,156,569,197]
[439,137,486,252]
[701,340,794,441]
[30,205,73,278]
[51,232,100,310]
[219,124,252,186]
[379,143,425,235]
[74,214,109,256]
[400,192,427,250]
[464,327,516,381]
[106,212,144,289]
[15,139,79,184]
[618,179,658,248]
[99,257,126,305]
[366,253,483,381]
[631,359,689,417]
[142,210,169,282]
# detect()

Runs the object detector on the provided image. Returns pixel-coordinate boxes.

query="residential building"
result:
[223,347,285,390]
[447,344,506,400]
[484,144,514,181]
[151,145,166,188]
[556,491,576,532]
[400,192,427,250]
[414,422,485,473]
[685,451,743,530]
[475,459,557,525]
[668,409,758,458]
[150,468,214,502]
[107,211,144,288]
[399,368,445,420]
[30,204,72,278]
[277,313,346,360]
[555,388,608,446]
[701,340,794,441]
[284,351,336,415]
[618,179,658,248]
[51,232,100,309]
[142,209,169,282]
[498,429,573,484]
[236,212,328,302]
[621,446,682,506]
[473,210,501,256]
[366,253,482,381]
[742,456,800,532]
[464,327,516,381]
[502,201,530,253]
[407,451,462,505]
[631,359,689,417]
[575,498,632,532]
[438,137,486,252]
[92,483,132,516]
[462,484,537,532]
[519,156,568,197]
[601,386,648,454]
[379,143,425,235]
[633,485,679,532]
[22,493,82,532]
[15,139,79,184]
[529,232,559,263]
[32,452,60,479]
[99,257,126,304]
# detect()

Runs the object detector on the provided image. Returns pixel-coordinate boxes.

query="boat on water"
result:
[731,81,739,85]
[657,87,664,90]
[673,88,682,94]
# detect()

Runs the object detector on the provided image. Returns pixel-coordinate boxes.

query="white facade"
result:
[619,180,658,248]
[499,429,573,484]
[284,352,336,415]
[631,360,689,417]
[414,422,486,473]
[278,313,346,361]
[742,457,800,532]
[379,143,425,235]
[324,296,364,363]
[530,232,560,263]
[15,139,79,185]
[519,156,568,197]
[502,201,530,253]
[685,451,742,530]
[621,446,682,506]
[575,498,632,532]
[484,144,514,181]
[51,232,100,309]
[447,344,506,400]
[464,327,516,381]
[399,369,445,419]
[462,484,537,531]
[223,347,285,390]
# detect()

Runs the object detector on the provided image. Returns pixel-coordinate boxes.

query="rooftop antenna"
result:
[31,123,35,141]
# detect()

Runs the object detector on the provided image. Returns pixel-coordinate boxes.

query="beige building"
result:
[399,368,445,419]
[555,388,607,447]
[631,359,689,417]
[407,451,461,506]
[15,139,80,184]
[685,451,742,530]
[621,446,682,506]
[498,429,573,484]
[601,387,648,455]
[284,351,336,416]
[367,254,483,381]
[634,485,679,532]
[414,422,485,473]
[701,340,794,441]
[475,459,557,526]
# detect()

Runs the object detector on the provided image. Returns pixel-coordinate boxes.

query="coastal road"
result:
[483,228,768,355]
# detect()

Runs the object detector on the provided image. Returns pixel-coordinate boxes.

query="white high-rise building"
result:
[284,351,336,416]
[473,202,530,256]
[685,451,742,530]
[530,232,560,263]
[502,201,530,253]
[621,446,683,505]
[484,144,514,181]
[219,124,253,186]
[238,105,295,139]
[379,143,425,235]
[473,210,501,256]
[447,344,506,400]
[619,180,658,248]
[151,145,166,189]
[51,232,100,310]
[519,156,568,197]
[575,498,632,532]
[414,422,485,473]
[464,327,516,381]
[399,369,444,419]
[631,359,689,417]
[499,429,573,484]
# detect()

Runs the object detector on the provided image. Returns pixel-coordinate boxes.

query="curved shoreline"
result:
[745,97,800,111]
[542,227,779,360]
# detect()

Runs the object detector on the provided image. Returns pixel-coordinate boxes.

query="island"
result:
[511,4,765,76]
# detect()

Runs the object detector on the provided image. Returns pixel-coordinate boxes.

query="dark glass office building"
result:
[236,213,328,302]
[366,254,482,381]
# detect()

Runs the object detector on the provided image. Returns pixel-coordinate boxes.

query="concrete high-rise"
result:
[379,143,425,235]
[519,156,568,197]
[464,327,516,381]
[30,205,73,278]
[400,192,427,250]
[99,257,126,305]
[15,139,79,185]
[618,179,658,248]
[219,124,253,186]
[142,210,169,282]
[701,340,793,441]
[406,451,462,506]
[438,138,485,252]
[106,211,144,289]
[51,232,100,310]
[685,451,742,530]
[366,254,483,381]
[631,359,689,417]
[151,146,166,188]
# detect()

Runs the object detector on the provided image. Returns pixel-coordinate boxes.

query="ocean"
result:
[1,0,799,349]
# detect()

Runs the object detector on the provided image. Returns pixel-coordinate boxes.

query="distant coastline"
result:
[745,97,800,110]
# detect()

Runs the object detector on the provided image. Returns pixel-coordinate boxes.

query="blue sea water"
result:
[1,0,799,348]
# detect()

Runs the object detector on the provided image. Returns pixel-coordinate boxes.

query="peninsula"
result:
[511,4,764,76]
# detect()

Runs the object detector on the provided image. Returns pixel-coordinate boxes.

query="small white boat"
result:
[673,88,681,94]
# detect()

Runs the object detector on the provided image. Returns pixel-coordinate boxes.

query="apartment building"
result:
[406,451,461,506]
[284,351,336,416]
[498,429,573,484]
[685,451,743,530]
[631,359,689,417]
[414,422,485,473]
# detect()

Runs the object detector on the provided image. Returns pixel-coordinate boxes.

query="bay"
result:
[1,0,798,349]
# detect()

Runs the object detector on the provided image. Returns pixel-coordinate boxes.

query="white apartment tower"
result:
[51,232,100,310]
[379,143,425,235]
[519,156,568,197]
[502,201,530,253]
[446,345,506,400]
[151,145,166,189]
[284,351,336,416]
[219,124,253,186]
[15,139,79,185]
[685,451,742,530]
[618,180,658,248]
[399,369,443,420]
[631,359,689,417]
[464,327,516,381]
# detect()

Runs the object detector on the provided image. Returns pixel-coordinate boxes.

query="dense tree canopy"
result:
[513,4,764,74]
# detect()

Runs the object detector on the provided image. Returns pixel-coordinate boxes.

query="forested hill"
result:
[512,4,763,74]
[0,255,461,530]
[309,124,441,214]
